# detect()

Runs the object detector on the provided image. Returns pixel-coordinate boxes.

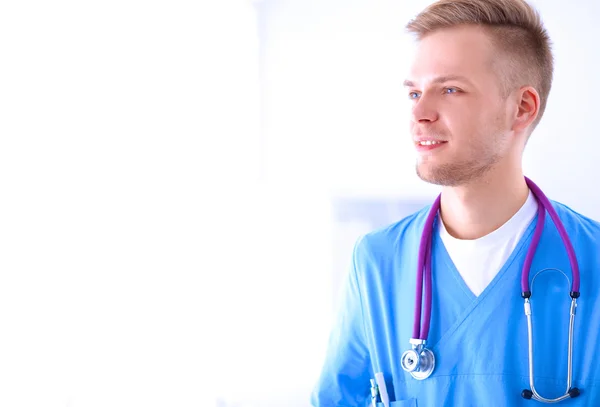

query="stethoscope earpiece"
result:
[522,389,534,399]
[521,387,581,401]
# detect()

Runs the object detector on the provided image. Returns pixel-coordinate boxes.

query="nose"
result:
[411,94,439,124]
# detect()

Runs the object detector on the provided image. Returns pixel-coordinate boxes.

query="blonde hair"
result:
[406,0,554,129]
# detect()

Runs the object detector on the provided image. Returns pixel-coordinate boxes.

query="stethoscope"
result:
[399,177,582,403]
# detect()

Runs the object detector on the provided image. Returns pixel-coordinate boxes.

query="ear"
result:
[512,86,540,132]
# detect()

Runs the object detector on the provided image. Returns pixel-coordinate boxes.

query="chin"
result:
[417,159,498,187]
[416,164,465,187]
[416,165,442,185]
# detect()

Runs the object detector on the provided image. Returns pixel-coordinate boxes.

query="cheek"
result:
[444,105,499,154]
[444,104,481,138]
[450,100,503,136]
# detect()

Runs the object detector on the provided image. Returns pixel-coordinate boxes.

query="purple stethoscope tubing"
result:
[411,176,581,341]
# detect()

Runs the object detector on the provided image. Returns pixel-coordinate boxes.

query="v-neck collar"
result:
[428,213,539,351]
[435,213,538,301]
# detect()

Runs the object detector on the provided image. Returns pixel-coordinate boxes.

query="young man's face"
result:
[405,25,514,186]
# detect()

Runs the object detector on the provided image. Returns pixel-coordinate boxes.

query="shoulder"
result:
[353,204,431,265]
[549,201,600,299]
[550,200,600,237]
[549,200,600,270]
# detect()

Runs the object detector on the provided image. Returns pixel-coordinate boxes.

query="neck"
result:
[439,167,529,240]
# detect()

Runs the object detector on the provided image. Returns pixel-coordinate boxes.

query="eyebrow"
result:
[403,75,473,88]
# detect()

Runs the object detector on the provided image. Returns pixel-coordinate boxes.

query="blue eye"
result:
[444,87,458,94]
[409,92,420,99]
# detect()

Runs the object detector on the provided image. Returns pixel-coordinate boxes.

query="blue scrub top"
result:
[311,200,600,407]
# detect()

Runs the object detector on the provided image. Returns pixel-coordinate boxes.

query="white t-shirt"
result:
[437,190,538,296]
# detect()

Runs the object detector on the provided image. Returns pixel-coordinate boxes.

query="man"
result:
[311,0,600,405]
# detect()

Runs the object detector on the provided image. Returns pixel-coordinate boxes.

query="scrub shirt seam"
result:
[421,372,600,386]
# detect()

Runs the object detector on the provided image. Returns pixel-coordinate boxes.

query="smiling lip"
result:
[414,140,448,152]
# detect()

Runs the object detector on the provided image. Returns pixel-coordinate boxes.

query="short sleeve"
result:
[310,239,372,406]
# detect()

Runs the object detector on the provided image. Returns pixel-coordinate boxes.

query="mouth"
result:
[416,140,446,146]
[414,140,448,152]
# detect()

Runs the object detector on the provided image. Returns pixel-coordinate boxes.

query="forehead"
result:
[408,25,498,84]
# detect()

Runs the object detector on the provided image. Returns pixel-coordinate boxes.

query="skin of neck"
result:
[439,155,529,240]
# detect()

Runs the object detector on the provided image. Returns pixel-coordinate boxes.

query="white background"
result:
[0,0,598,406]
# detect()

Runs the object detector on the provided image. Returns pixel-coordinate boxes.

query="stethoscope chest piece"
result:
[401,339,435,380]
